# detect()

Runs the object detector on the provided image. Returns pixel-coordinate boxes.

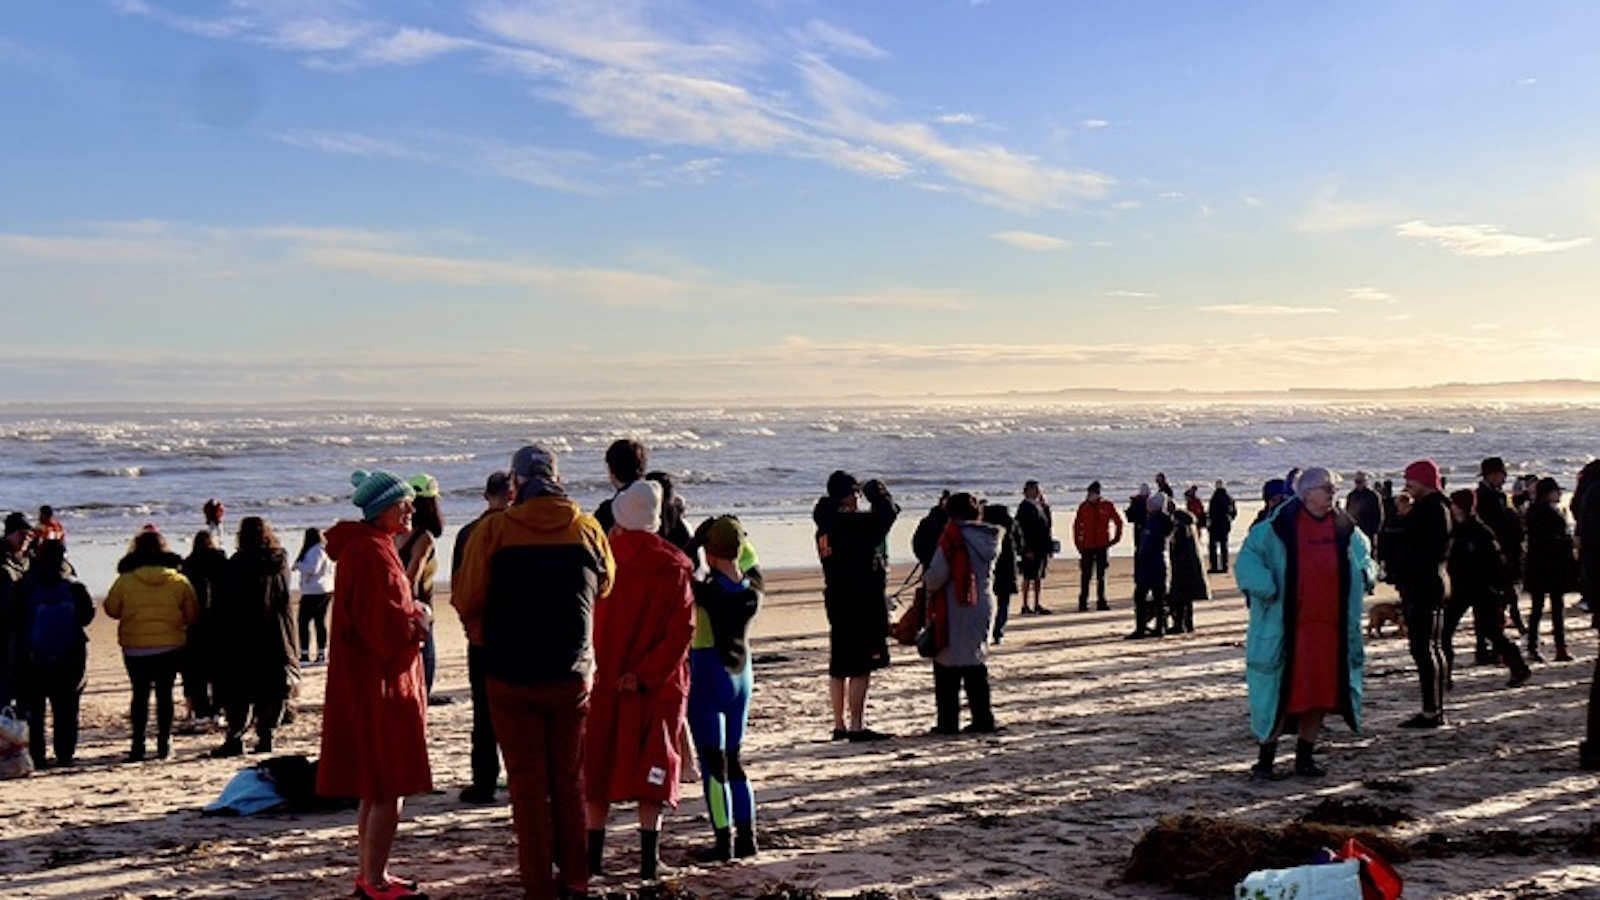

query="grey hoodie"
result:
[923,521,1001,667]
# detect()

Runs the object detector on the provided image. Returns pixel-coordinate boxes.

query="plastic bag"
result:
[0,707,33,780]
[1236,859,1362,900]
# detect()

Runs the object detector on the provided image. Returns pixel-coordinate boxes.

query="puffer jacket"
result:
[105,550,199,650]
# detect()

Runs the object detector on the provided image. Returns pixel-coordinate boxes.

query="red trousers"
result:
[487,678,591,900]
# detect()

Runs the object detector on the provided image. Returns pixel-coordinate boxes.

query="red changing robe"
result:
[1287,508,1341,715]
[317,520,431,800]
[583,529,696,806]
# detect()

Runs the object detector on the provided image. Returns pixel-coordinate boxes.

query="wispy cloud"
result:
[1080,118,1109,129]
[122,0,1109,210]
[990,230,1068,251]
[1344,286,1394,303]
[1106,290,1156,299]
[1294,185,1403,234]
[278,129,607,194]
[1199,304,1339,316]
[1395,220,1592,258]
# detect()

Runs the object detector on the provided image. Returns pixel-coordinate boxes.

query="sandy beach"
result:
[6,560,1600,899]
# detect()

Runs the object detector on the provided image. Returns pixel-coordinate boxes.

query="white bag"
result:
[1237,859,1362,900]
[0,706,32,779]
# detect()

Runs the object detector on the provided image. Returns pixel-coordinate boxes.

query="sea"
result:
[4,401,1597,597]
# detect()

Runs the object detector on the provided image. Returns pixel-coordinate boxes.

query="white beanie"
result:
[613,480,662,533]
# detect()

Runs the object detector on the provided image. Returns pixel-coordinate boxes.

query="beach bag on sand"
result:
[1235,858,1361,899]
[0,707,34,780]
[1336,838,1403,900]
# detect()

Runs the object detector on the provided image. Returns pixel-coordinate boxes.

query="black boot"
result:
[1250,741,1277,780]
[639,829,661,879]
[734,825,758,859]
[1294,739,1325,777]
[587,828,605,876]
[694,827,731,864]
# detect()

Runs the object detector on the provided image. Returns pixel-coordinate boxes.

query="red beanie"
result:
[1449,489,1476,514]
[1404,459,1442,491]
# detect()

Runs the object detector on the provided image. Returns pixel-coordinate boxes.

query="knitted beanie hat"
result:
[613,479,663,533]
[351,470,414,522]
[1449,489,1476,514]
[1404,459,1442,492]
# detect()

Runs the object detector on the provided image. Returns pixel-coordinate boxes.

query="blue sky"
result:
[3,1,1599,403]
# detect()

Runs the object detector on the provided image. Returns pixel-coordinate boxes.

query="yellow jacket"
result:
[105,564,199,650]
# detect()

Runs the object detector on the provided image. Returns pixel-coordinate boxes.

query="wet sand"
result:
[5,561,1600,899]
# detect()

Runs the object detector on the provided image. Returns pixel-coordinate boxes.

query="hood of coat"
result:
[233,545,289,575]
[325,519,394,562]
[609,527,691,576]
[117,549,185,575]
[504,494,586,534]
[956,520,1001,564]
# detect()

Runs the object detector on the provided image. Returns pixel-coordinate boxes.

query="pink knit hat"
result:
[1403,459,1441,492]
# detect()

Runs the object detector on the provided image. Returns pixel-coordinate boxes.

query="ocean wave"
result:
[76,466,143,478]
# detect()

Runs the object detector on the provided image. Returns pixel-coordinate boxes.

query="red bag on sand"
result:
[890,586,925,645]
[1337,837,1402,900]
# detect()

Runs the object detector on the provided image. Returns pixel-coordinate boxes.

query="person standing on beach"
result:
[1127,493,1173,639]
[1072,481,1122,612]
[911,491,950,569]
[1573,461,1600,769]
[1475,457,1527,646]
[1207,481,1238,574]
[584,480,696,880]
[32,506,65,548]
[1155,473,1175,499]
[211,516,296,758]
[453,445,613,900]
[1344,472,1384,546]
[1445,490,1531,687]
[923,493,1000,734]
[203,499,227,546]
[450,470,513,806]
[687,516,763,862]
[1237,467,1372,779]
[982,502,1020,643]
[647,471,694,554]
[814,471,898,742]
[319,470,431,900]
[14,539,93,769]
[1126,484,1152,545]
[1015,481,1054,615]
[179,531,227,729]
[594,439,648,533]
[398,475,445,705]
[105,527,197,761]
[294,528,334,666]
[1524,476,1575,664]
[1396,459,1452,728]
[0,512,33,711]
[1168,503,1209,634]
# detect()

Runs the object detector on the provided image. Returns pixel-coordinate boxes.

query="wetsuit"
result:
[687,569,762,859]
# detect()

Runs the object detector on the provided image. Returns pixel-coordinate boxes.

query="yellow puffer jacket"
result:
[104,563,199,651]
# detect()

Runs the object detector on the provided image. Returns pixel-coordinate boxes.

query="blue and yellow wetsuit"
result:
[687,557,762,860]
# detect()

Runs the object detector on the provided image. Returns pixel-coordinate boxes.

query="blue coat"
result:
[1235,498,1375,742]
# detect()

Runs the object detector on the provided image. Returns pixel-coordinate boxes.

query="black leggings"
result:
[124,649,182,752]
[298,593,331,657]
[1529,592,1567,652]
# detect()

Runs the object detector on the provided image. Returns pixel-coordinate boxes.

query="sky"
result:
[3,1,1600,404]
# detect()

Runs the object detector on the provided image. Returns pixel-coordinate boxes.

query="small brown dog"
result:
[1366,601,1406,638]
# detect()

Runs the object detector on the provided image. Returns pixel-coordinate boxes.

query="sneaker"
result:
[1017,606,1034,616]
[1248,763,1279,782]
[962,722,1001,734]
[1294,758,1326,778]
[1096,601,1111,611]
[1507,669,1533,688]
[459,785,497,804]
[1035,606,1054,615]
[927,725,958,736]
[1556,648,1574,662]
[847,728,892,742]
[1398,713,1444,729]
[299,653,311,665]
[210,738,244,758]
[830,727,849,741]
[1123,630,1150,640]
[1528,647,1545,663]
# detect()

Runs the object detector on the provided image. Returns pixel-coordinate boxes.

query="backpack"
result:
[24,578,83,664]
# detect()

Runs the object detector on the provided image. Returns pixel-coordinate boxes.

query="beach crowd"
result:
[2,442,1599,900]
